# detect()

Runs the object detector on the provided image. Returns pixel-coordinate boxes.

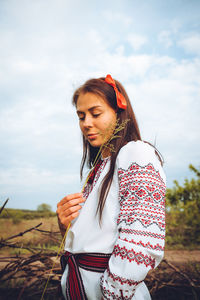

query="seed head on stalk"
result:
[100,118,130,156]
[83,118,130,185]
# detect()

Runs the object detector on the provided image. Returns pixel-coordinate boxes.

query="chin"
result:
[88,140,103,148]
[89,143,102,148]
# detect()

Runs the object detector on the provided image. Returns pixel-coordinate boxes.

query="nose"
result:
[82,114,93,129]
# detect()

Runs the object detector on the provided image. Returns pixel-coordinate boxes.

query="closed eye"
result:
[77,112,85,120]
[93,113,101,118]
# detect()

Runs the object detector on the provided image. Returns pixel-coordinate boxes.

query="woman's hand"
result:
[56,193,85,236]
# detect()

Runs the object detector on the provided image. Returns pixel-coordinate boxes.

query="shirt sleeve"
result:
[100,141,166,299]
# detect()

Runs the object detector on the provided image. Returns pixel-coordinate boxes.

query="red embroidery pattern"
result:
[119,237,164,251]
[107,269,142,287]
[87,159,103,184]
[113,244,155,268]
[100,276,134,300]
[120,228,165,239]
[83,157,110,199]
[100,160,166,299]
[117,163,166,231]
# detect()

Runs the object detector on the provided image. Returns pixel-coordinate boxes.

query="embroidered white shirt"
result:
[61,141,166,300]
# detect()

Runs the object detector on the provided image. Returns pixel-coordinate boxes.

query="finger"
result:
[65,193,83,201]
[60,211,80,228]
[57,197,85,211]
[58,193,83,206]
[64,197,85,209]
[63,204,82,216]
[57,204,82,218]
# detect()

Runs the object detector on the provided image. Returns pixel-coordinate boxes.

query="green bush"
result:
[166,164,200,248]
[37,203,52,212]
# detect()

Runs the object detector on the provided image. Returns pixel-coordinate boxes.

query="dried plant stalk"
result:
[40,118,130,299]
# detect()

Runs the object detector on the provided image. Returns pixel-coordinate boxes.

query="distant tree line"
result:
[1,205,56,223]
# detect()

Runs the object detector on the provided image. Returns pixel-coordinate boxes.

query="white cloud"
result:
[125,56,200,187]
[0,166,79,190]
[158,30,173,48]
[170,19,182,34]
[0,95,75,137]
[0,0,199,210]
[169,58,200,83]
[127,34,148,51]
[103,11,132,27]
[178,34,200,56]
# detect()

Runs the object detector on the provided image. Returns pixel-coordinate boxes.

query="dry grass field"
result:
[0,216,60,256]
[1,216,200,261]
[0,215,200,299]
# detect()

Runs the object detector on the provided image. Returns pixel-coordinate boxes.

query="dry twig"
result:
[0,198,9,215]
[3,223,42,242]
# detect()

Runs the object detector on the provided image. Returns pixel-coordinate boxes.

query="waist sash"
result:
[60,251,111,300]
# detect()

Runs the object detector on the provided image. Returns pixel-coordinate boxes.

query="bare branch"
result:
[0,198,9,215]
[3,222,42,242]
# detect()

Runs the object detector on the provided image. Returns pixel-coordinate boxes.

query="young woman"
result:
[57,75,166,300]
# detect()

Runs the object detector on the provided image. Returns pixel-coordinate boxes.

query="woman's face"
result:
[76,92,117,150]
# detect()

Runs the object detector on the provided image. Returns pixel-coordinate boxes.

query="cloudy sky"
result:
[0,0,199,211]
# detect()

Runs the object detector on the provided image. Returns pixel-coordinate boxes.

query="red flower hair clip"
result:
[104,74,127,110]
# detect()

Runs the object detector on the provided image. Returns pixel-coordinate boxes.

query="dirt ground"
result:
[1,217,200,265]
[164,250,200,263]
[0,250,200,269]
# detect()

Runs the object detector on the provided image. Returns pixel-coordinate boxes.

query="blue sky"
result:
[0,0,199,211]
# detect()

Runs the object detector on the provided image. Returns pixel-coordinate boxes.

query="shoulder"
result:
[117,140,156,166]
[116,140,166,183]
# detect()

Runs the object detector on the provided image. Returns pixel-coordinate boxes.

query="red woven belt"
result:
[60,251,111,300]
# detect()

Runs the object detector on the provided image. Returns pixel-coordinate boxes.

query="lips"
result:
[87,133,98,140]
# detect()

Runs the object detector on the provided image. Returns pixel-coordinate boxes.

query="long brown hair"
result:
[72,76,161,221]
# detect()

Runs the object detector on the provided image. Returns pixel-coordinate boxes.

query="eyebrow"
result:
[76,105,102,114]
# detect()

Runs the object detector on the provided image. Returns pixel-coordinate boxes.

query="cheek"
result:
[102,111,116,126]
[101,114,117,137]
